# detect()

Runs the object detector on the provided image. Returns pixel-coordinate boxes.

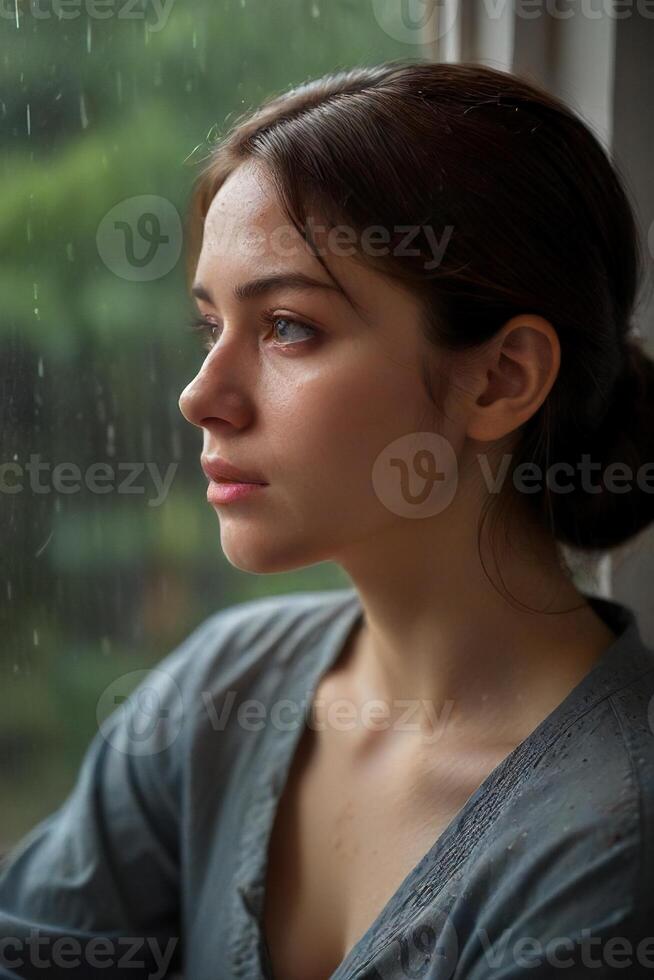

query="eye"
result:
[185,310,318,352]
[261,311,318,347]
[186,314,221,351]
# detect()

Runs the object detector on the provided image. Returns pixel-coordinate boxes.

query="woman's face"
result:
[178,160,466,574]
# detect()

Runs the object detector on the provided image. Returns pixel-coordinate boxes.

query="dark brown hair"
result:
[184,58,654,580]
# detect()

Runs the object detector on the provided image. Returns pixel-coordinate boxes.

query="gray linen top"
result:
[1,587,654,979]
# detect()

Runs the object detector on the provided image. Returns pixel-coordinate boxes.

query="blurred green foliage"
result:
[1,0,417,850]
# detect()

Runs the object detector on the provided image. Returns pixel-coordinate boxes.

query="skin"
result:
[178,158,618,769]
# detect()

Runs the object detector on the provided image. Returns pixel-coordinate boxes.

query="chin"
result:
[218,528,330,575]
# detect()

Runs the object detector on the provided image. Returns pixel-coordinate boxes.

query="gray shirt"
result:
[1,587,654,979]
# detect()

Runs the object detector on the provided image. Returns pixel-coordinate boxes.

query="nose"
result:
[177,376,204,427]
[178,342,253,430]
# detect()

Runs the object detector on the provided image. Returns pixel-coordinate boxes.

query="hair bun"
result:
[550,331,654,551]
[612,332,654,429]
[623,331,653,381]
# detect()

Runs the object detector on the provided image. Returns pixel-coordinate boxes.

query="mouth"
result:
[200,454,268,486]
[213,477,260,484]
[206,479,268,505]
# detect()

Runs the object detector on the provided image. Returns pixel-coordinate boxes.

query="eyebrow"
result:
[191,272,346,306]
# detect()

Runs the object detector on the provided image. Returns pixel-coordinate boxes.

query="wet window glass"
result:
[1,0,419,853]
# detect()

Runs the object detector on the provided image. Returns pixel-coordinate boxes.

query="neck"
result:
[335,504,617,752]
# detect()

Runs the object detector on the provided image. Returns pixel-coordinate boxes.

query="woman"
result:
[2,59,654,980]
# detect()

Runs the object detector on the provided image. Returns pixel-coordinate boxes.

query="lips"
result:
[200,455,268,485]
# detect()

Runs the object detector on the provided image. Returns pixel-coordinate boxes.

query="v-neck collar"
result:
[227,588,653,979]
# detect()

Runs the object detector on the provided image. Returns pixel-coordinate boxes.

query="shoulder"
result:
[455,652,654,972]
[141,587,358,733]
[512,625,654,900]
[88,588,357,799]
[173,586,356,684]
[599,660,654,919]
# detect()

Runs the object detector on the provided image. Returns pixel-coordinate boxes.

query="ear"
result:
[465,315,561,443]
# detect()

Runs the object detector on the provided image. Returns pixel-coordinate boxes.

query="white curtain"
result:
[421,0,654,640]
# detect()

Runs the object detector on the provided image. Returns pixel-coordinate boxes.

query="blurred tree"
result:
[0,0,414,849]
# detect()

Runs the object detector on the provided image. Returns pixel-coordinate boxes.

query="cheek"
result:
[264,363,430,485]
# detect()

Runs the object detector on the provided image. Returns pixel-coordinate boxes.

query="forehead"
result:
[198,160,308,269]
[204,161,281,233]
[194,161,424,329]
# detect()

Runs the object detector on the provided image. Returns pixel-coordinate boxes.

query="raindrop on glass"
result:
[80,92,89,130]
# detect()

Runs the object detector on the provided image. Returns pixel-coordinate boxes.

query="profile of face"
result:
[178,160,471,575]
